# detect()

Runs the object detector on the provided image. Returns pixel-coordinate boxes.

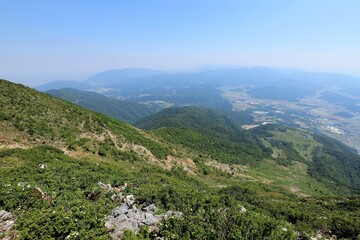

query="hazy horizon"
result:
[1,0,360,85]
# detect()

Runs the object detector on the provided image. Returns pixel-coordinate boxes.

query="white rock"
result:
[240,206,247,213]
[105,195,182,239]
[39,164,47,169]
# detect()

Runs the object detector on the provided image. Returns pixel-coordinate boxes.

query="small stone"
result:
[98,182,112,191]
[240,206,246,213]
[39,164,47,169]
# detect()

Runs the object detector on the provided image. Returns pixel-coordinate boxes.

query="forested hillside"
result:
[137,107,360,192]
[0,79,360,239]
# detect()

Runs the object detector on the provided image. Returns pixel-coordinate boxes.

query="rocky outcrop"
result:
[33,187,54,205]
[0,210,17,240]
[105,194,182,239]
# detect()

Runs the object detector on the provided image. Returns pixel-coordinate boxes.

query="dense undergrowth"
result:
[1,80,360,239]
[1,146,359,239]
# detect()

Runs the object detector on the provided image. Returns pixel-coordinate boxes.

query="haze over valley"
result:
[1,1,360,239]
[40,67,360,153]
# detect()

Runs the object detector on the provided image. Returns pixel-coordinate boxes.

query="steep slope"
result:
[0,79,169,159]
[1,79,360,239]
[46,88,157,124]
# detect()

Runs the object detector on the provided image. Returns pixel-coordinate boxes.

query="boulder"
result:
[0,210,17,239]
[34,187,54,205]
[105,195,183,239]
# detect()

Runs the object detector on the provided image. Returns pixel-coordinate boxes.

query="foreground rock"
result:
[105,195,182,239]
[0,210,17,240]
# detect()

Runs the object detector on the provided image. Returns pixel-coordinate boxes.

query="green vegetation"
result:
[136,106,270,165]
[251,124,360,191]
[270,128,321,161]
[1,146,359,239]
[136,106,241,134]
[137,106,360,192]
[309,134,360,190]
[247,160,333,196]
[1,80,360,239]
[0,79,169,159]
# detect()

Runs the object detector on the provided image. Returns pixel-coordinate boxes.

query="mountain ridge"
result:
[1,79,360,239]
[137,106,360,191]
[46,88,158,124]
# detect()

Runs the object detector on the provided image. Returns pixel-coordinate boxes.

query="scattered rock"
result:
[113,183,127,193]
[105,195,182,239]
[98,182,112,192]
[0,210,17,240]
[124,195,135,207]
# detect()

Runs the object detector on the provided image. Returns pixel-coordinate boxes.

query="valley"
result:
[2,1,360,239]
[2,74,360,239]
[222,87,360,153]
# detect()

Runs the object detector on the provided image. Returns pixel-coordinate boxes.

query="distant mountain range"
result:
[36,80,92,91]
[1,79,360,239]
[36,67,360,101]
[35,67,360,155]
[86,68,166,86]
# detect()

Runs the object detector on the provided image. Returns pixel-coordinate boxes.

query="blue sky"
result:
[1,0,360,85]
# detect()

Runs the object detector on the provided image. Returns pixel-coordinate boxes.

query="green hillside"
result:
[46,88,157,124]
[0,80,169,160]
[136,106,269,165]
[137,107,360,192]
[251,124,360,191]
[136,106,241,133]
[0,80,360,239]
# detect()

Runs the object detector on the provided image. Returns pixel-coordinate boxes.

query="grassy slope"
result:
[136,106,270,165]
[0,79,169,159]
[0,80,360,239]
[137,106,360,194]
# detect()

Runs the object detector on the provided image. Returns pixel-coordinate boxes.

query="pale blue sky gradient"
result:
[1,0,360,85]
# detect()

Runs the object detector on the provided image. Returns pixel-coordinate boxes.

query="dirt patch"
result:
[163,156,197,174]
[286,185,309,197]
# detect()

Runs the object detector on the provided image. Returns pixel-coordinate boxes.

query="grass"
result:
[246,159,333,197]
[271,129,322,161]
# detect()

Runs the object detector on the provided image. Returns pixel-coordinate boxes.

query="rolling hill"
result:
[136,106,269,165]
[136,106,360,192]
[1,79,360,239]
[46,88,158,124]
